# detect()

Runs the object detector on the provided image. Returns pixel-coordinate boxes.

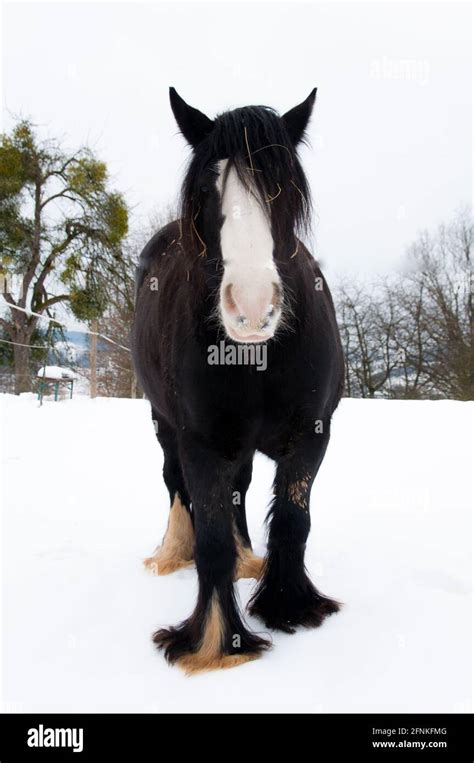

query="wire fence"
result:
[1,300,131,352]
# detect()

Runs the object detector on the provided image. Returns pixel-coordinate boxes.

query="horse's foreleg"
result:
[153,440,270,674]
[233,457,264,581]
[144,414,194,575]
[249,429,340,632]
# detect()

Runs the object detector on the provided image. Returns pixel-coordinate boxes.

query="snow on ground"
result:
[1,394,472,713]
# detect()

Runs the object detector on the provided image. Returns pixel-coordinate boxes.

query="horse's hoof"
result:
[249,578,341,633]
[144,496,195,576]
[176,650,262,675]
[235,550,265,580]
[154,623,268,675]
[153,597,271,674]
[144,553,194,575]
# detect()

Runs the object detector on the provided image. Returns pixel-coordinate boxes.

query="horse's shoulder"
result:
[297,241,324,278]
[140,219,183,263]
[135,219,184,300]
[295,241,338,318]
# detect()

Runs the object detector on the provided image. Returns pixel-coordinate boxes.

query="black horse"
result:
[132,88,344,674]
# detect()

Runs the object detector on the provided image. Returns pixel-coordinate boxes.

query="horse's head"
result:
[170,87,315,342]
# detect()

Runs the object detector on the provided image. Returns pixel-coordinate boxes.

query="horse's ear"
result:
[281,88,317,145]
[169,87,214,148]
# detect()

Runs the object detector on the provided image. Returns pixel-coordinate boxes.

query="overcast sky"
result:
[2,1,472,286]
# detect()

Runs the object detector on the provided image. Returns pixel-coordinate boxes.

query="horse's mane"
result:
[180,105,312,246]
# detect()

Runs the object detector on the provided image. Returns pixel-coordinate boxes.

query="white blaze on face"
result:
[217,160,283,343]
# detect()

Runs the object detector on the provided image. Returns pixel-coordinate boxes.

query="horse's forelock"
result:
[180,104,312,244]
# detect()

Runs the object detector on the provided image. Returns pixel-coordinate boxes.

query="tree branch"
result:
[38,294,70,311]
[40,189,76,210]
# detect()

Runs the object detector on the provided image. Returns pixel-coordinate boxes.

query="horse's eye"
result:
[201,185,209,193]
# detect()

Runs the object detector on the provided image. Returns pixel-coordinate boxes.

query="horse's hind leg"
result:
[144,414,195,576]
[233,458,264,581]
[153,438,270,674]
[249,427,340,632]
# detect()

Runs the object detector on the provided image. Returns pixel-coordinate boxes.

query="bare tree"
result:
[403,209,473,399]
[335,208,473,401]
[95,209,174,398]
[336,281,399,398]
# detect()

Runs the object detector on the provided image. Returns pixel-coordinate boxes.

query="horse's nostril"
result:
[222,281,281,335]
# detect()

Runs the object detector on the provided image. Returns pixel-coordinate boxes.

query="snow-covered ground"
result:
[1,394,472,713]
